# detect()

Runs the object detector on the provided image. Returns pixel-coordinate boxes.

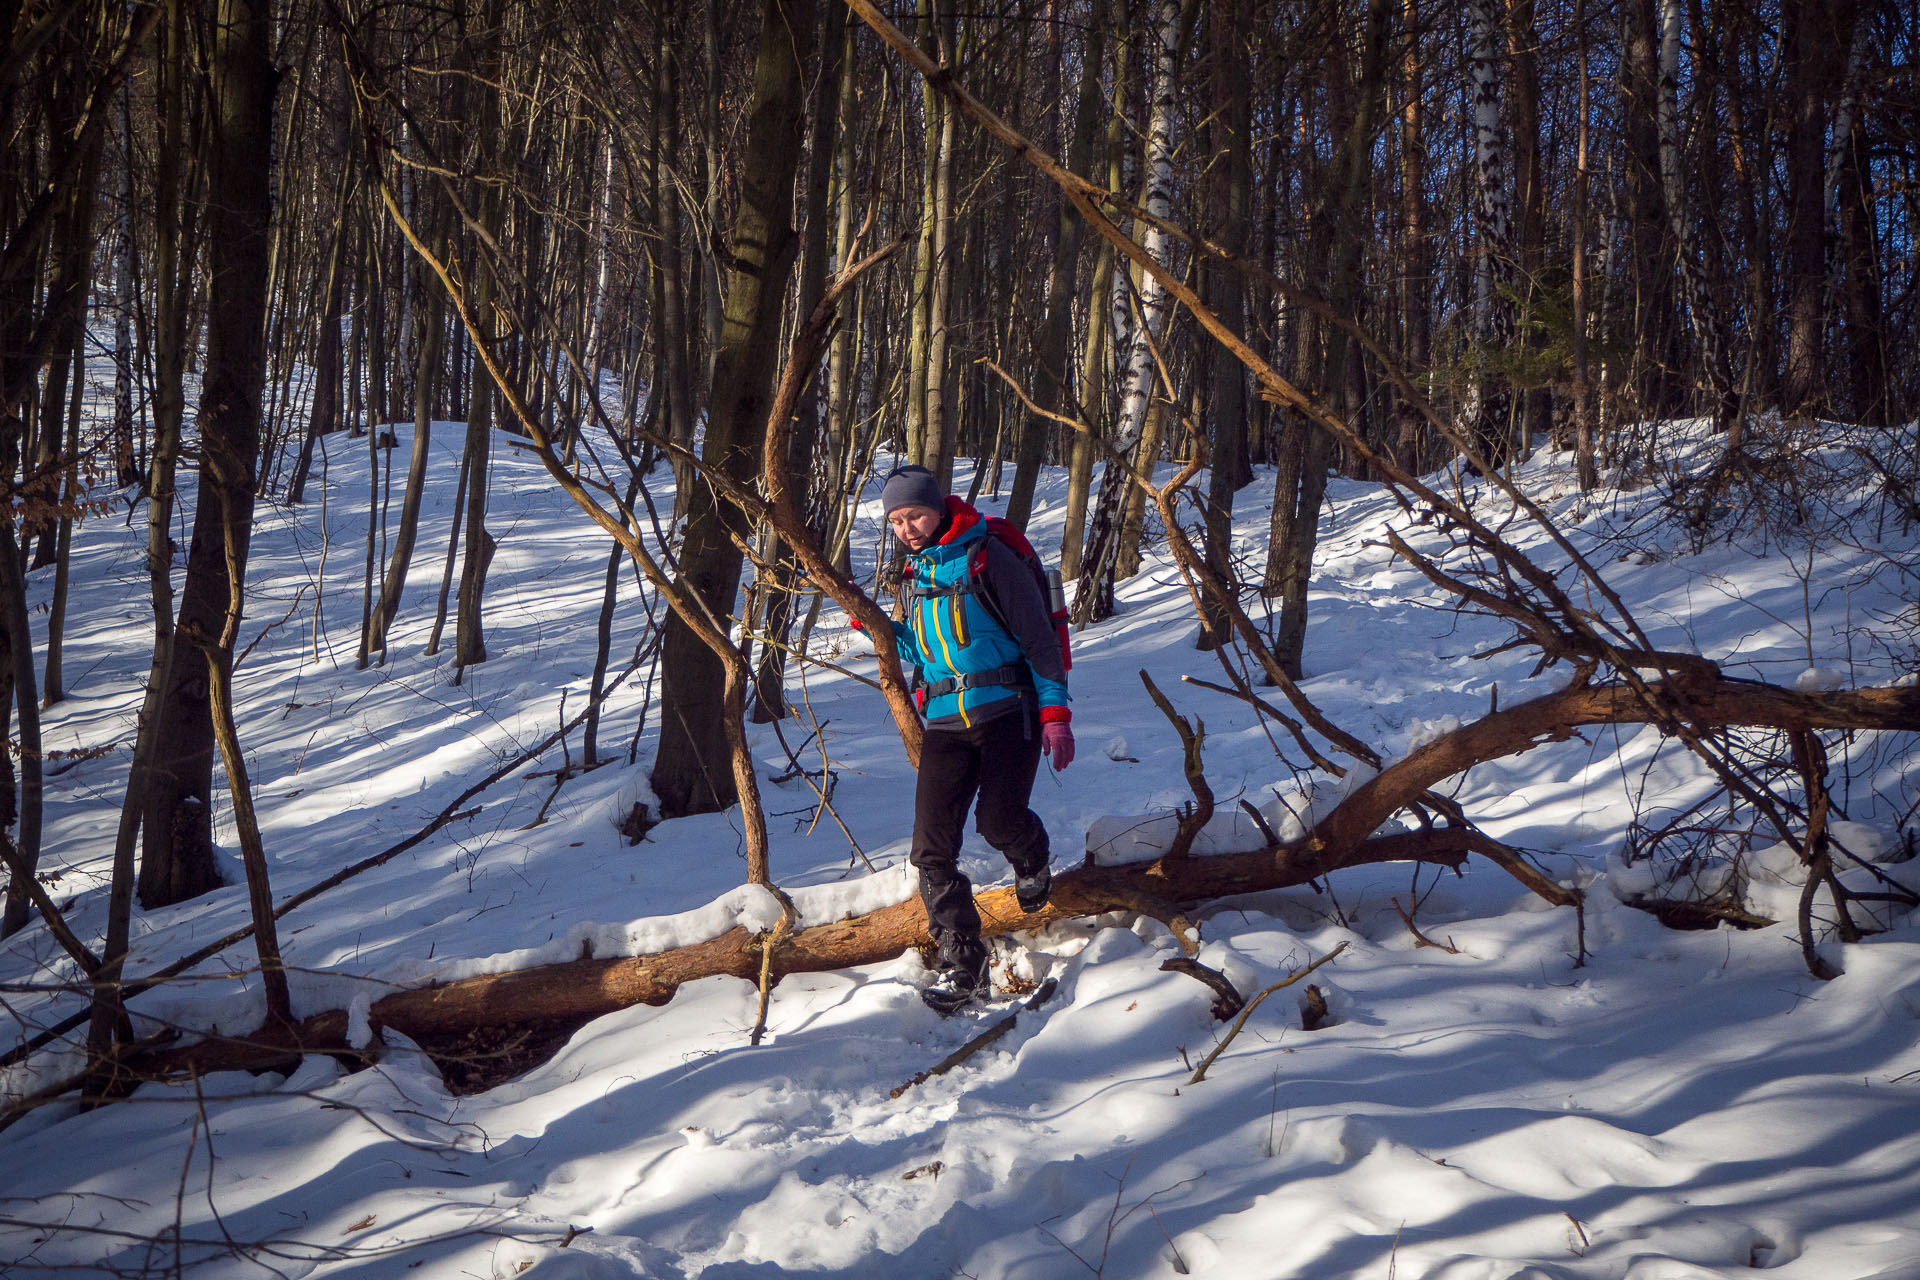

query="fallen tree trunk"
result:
[1308,674,1920,860]
[75,672,1920,1089]
[127,827,1491,1081]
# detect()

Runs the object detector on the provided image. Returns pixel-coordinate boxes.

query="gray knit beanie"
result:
[880,464,945,517]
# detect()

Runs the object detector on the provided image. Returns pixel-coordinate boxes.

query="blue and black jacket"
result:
[892,497,1072,731]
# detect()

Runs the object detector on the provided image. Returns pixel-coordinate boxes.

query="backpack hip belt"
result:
[919,662,1033,702]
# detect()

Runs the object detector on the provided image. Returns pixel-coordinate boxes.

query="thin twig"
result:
[889,978,1059,1099]
[1189,943,1348,1084]
[749,896,797,1048]
[767,714,875,872]
[1390,896,1461,954]
[1139,670,1214,860]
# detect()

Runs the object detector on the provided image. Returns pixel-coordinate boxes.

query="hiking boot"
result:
[1015,864,1052,914]
[921,959,991,1016]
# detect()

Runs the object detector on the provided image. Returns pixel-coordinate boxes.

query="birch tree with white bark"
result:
[1464,0,1517,468]
[1073,0,1181,626]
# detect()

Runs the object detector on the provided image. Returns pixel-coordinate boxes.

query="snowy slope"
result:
[3,417,1917,1279]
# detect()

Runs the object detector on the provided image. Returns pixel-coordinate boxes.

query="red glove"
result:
[1041,721,1075,771]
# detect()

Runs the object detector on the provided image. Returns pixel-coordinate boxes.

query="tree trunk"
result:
[192,602,291,1026]
[111,80,138,486]
[453,4,508,677]
[651,0,816,818]
[139,0,276,909]
[29,116,102,575]
[287,162,355,504]
[1058,0,1128,584]
[656,19,697,496]
[1465,0,1517,468]
[581,128,616,415]
[1836,113,1886,427]
[0,520,44,938]
[1656,0,1738,434]
[1113,395,1168,580]
[823,10,862,504]
[1780,0,1856,418]
[94,0,194,1046]
[129,668,1920,1083]
[1006,0,1105,533]
[423,424,468,658]
[0,591,15,936]
[582,476,644,768]
[922,4,960,490]
[903,0,938,470]
[1197,0,1252,647]
[1392,0,1432,474]
[699,0,726,369]
[1506,0,1552,450]
[40,323,85,708]
[751,0,846,726]
[1271,0,1389,677]
[1060,238,1114,585]
[138,828,1491,1079]
[1571,0,1598,489]
[1074,0,1181,625]
[356,382,383,669]
[1619,0,1681,418]
[366,207,449,658]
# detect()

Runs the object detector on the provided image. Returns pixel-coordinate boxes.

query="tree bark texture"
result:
[1618,0,1682,417]
[1465,0,1517,467]
[1199,0,1254,609]
[138,0,276,909]
[751,0,846,723]
[651,0,816,818]
[1004,0,1101,533]
[1655,0,1738,434]
[0,520,44,938]
[1270,0,1389,677]
[1780,0,1856,417]
[1073,0,1180,626]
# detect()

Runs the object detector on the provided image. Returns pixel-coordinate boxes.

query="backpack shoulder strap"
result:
[959,540,997,631]
[979,517,1073,675]
[969,520,1042,639]
[981,515,1039,563]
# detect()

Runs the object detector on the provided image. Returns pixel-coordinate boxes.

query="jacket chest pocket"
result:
[910,573,973,669]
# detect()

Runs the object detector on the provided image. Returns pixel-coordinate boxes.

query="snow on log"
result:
[131,828,1486,1080]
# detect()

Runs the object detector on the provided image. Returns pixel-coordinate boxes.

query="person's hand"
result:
[1041,721,1075,771]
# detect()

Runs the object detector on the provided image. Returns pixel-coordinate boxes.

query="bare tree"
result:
[1074,0,1182,626]
[650,0,817,817]
[137,0,279,910]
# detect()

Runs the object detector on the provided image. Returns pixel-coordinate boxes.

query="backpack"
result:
[905,517,1073,675]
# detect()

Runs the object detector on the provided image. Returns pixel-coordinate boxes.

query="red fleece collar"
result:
[936,495,983,545]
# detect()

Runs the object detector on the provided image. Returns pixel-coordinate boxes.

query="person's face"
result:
[888,504,943,550]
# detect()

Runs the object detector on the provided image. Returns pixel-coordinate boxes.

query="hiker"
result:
[876,464,1074,1014]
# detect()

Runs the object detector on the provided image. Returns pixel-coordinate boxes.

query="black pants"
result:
[911,704,1049,969]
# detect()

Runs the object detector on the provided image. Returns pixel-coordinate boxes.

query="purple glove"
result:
[1041,721,1075,771]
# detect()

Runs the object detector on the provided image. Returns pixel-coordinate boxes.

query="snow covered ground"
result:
[3,417,1917,1279]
